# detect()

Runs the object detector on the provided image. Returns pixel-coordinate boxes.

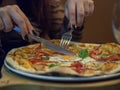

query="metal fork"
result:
[60,25,76,48]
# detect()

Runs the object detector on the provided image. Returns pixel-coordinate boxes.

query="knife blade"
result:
[28,34,75,55]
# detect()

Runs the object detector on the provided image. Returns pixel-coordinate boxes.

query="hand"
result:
[0,5,34,39]
[65,0,94,27]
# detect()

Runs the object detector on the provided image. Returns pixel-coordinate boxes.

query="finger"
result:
[7,6,28,39]
[0,7,13,32]
[84,0,90,17]
[76,0,84,27]
[13,5,34,34]
[67,0,76,25]
[89,0,94,16]
[0,17,4,30]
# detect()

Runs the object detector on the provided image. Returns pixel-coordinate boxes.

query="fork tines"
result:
[60,25,76,48]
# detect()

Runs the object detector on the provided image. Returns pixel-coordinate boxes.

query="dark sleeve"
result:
[16,0,34,25]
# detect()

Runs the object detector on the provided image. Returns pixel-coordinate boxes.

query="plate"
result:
[4,60,120,82]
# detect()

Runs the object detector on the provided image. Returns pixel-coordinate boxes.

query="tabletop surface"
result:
[1,65,120,90]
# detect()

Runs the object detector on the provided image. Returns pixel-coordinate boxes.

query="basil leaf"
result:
[43,56,50,60]
[78,49,88,59]
[49,64,60,68]
[101,55,107,58]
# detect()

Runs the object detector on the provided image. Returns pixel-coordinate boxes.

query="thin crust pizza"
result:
[5,40,120,77]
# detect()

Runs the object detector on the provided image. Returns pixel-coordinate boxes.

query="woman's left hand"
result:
[65,0,94,27]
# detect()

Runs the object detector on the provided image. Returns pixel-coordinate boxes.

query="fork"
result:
[60,25,76,48]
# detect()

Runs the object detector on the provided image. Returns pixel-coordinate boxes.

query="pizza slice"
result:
[5,40,120,77]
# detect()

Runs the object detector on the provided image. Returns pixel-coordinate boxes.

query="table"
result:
[0,65,120,90]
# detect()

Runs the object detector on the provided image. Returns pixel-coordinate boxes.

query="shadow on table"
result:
[0,84,120,90]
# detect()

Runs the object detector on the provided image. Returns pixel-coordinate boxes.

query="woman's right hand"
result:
[0,5,34,39]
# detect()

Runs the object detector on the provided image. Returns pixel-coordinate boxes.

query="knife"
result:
[28,34,75,55]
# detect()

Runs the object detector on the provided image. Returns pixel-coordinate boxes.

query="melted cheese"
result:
[49,55,82,62]
[80,57,96,64]
[17,59,32,68]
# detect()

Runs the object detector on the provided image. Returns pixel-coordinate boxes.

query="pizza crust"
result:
[79,69,102,76]
[6,56,36,73]
[48,66,79,76]
[101,61,120,74]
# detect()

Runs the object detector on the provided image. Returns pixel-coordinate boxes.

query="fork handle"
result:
[71,24,76,30]
[72,25,84,41]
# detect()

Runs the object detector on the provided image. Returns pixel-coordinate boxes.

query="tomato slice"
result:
[29,59,43,64]
[71,62,84,73]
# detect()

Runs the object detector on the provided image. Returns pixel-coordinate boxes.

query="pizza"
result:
[5,40,120,77]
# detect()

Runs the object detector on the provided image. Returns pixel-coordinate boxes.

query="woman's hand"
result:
[0,5,33,39]
[65,0,94,27]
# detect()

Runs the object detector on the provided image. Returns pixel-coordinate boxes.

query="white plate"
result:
[4,60,120,82]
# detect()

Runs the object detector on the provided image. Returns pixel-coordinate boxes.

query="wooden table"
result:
[0,65,120,90]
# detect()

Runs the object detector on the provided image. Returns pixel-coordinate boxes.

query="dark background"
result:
[81,0,116,43]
